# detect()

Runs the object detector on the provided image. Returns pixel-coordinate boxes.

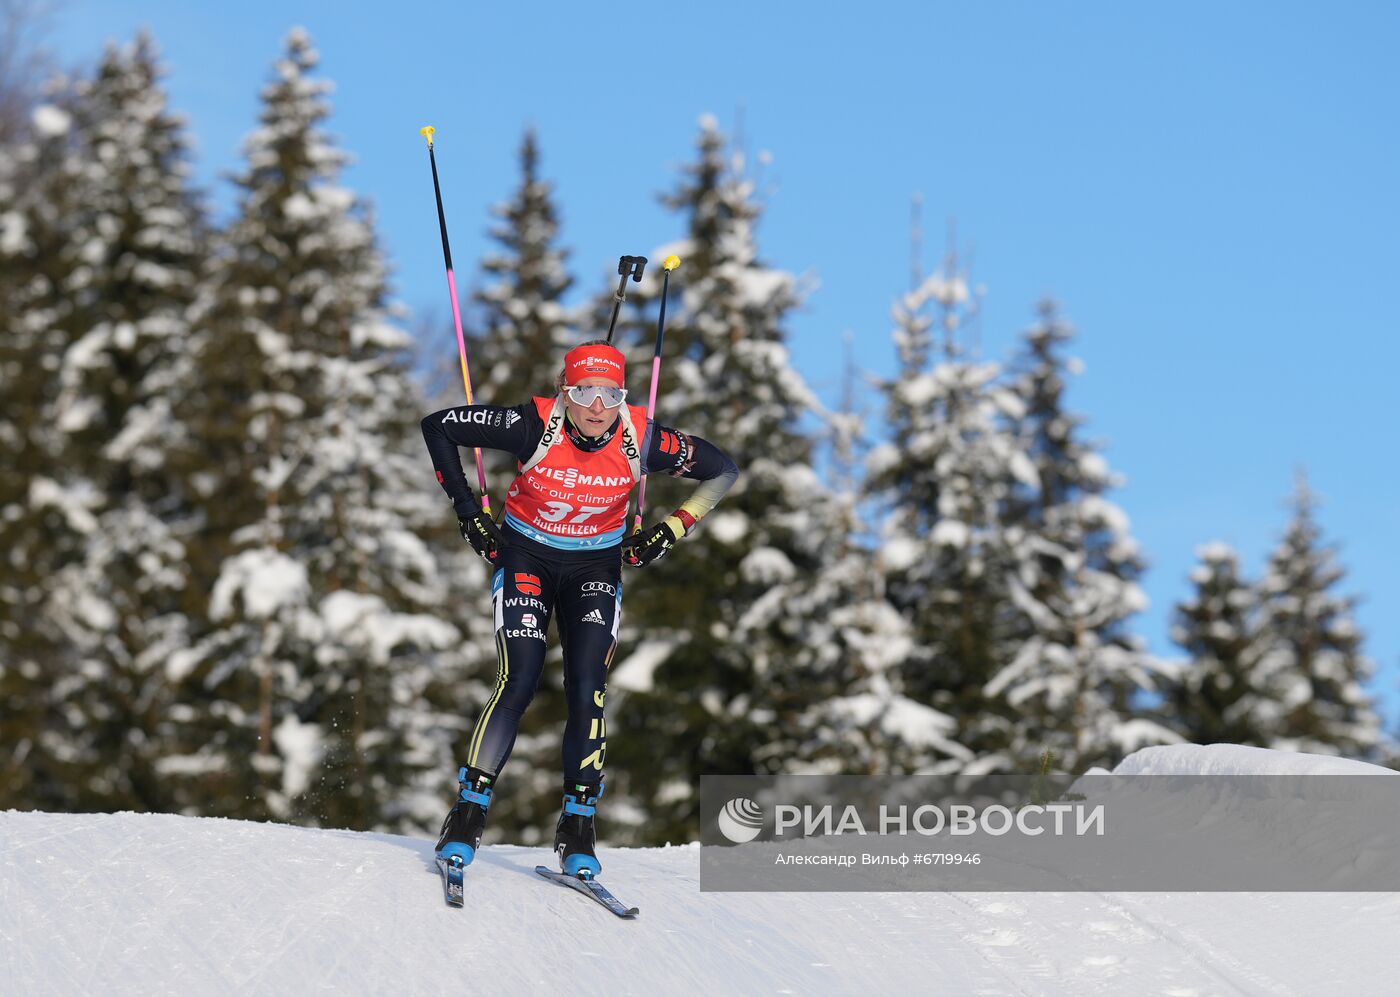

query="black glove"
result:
[621,519,679,568]
[459,509,505,564]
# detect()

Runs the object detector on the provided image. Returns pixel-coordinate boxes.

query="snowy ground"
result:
[3,746,1398,996]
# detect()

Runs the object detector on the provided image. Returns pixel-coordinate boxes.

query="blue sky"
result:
[51,1,1399,727]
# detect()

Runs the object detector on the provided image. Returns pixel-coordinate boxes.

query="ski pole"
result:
[420,125,491,514]
[604,255,647,344]
[633,255,681,531]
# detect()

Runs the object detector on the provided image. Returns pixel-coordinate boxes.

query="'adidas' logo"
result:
[504,410,520,428]
[582,609,606,625]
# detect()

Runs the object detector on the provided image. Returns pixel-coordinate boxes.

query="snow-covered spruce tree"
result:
[168,29,471,830]
[986,301,1172,772]
[1251,474,1381,758]
[0,38,210,811]
[468,127,575,409]
[742,343,968,778]
[1165,542,1274,746]
[599,116,917,843]
[0,78,89,810]
[22,35,212,813]
[865,262,1033,772]
[760,469,971,777]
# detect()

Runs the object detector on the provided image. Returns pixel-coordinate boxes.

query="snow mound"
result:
[1113,743,1397,777]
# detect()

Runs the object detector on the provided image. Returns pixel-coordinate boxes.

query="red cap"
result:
[563,344,626,386]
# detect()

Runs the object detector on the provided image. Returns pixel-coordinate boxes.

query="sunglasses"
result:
[565,384,628,408]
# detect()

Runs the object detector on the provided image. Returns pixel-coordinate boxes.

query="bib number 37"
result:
[536,501,608,525]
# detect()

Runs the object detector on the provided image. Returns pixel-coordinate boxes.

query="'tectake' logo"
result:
[514,572,542,596]
[718,798,765,843]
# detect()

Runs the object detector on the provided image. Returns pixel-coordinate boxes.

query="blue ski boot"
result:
[436,766,494,867]
[555,778,604,877]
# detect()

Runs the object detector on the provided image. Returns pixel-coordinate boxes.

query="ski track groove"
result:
[986,850,1296,997]
[1086,894,1256,997]
[1100,894,1299,997]
[170,899,238,997]
[937,892,1060,997]
[933,848,1286,996]
[223,847,284,993]
[591,850,842,995]
[368,854,409,996]
[77,829,140,996]
[254,855,366,990]
[5,820,109,997]
[943,889,1265,997]
[4,817,102,853]
[835,893,1012,994]
[236,842,336,993]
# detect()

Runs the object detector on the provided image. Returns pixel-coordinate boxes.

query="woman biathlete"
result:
[421,340,738,877]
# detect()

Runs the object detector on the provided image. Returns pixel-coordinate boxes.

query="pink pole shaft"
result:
[446,267,492,514]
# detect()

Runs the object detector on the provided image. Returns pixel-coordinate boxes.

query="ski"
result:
[534,865,638,918]
[436,856,465,908]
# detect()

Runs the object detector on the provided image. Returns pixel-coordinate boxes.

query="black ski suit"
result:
[422,398,738,784]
